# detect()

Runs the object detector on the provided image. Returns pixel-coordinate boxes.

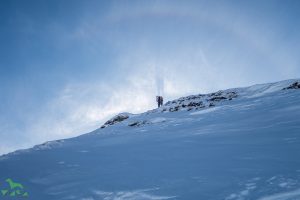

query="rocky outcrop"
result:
[164,91,238,112]
[101,90,239,129]
[128,120,147,127]
[101,113,130,129]
[283,82,300,90]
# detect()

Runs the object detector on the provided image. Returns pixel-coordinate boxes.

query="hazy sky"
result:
[1,0,300,155]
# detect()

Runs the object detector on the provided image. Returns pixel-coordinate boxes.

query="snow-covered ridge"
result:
[1,79,299,158]
[32,139,65,150]
[1,79,300,200]
[0,140,65,160]
[101,79,300,128]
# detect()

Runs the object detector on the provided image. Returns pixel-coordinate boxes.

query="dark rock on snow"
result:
[101,113,129,128]
[283,82,300,90]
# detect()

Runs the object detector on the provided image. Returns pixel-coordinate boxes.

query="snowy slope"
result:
[1,79,300,200]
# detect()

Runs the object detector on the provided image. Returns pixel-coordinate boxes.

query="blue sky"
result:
[0,0,300,155]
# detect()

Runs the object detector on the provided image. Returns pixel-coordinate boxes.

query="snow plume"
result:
[20,72,162,147]
[155,64,164,96]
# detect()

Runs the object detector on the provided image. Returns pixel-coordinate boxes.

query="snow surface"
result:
[1,79,300,200]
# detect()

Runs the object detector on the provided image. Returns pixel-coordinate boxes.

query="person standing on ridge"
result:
[156,96,164,108]
[160,96,163,107]
[156,96,160,108]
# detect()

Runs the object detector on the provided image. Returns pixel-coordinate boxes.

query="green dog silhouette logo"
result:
[1,178,28,197]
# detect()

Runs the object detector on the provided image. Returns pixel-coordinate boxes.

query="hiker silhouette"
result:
[156,96,163,108]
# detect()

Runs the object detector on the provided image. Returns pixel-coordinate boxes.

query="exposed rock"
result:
[209,96,227,101]
[208,91,237,102]
[128,120,147,127]
[101,113,130,129]
[128,122,139,127]
[227,91,238,99]
[188,102,203,107]
[283,82,300,90]
[163,90,238,113]
[101,90,239,129]
[209,91,223,97]
[169,106,180,112]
